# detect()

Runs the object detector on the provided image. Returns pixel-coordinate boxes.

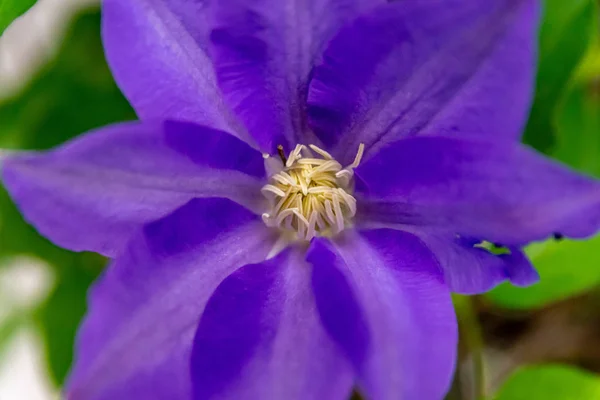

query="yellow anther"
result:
[261,144,364,241]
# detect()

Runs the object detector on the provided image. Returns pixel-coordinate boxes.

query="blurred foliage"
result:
[0,0,37,34]
[494,365,600,399]
[0,8,135,385]
[522,0,598,152]
[576,38,600,83]
[487,236,600,309]
[0,12,136,150]
[0,297,27,357]
[35,252,105,384]
[554,66,600,178]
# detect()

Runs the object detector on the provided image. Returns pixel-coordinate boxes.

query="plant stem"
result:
[453,295,486,400]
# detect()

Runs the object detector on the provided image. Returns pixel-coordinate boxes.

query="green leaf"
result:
[35,253,103,384]
[494,365,600,399]
[574,39,600,83]
[523,0,598,152]
[553,79,600,178]
[0,311,25,359]
[552,32,600,178]
[0,9,134,385]
[0,0,37,34]
[487,235,600,309]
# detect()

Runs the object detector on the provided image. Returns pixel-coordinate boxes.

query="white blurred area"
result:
[0,258,56,400]
[0,0,99,100]
[0,328,56,400]
[0,0,98,398]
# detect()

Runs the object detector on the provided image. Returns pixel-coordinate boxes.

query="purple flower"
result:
[2,0,600,399]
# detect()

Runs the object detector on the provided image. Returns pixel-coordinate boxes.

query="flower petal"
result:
[2,120,265,257]
[307,0,539,163]
[102,0,247,138]
[415,234,509,294]
[357,135,600,246]
[414,234,539,294]
[307,230,457,400]
[67,198,276,399]
[503,247,540,286]
[209,0,382,151]
[191,248,353,400]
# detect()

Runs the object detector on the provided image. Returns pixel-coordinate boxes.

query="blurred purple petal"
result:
[209,0,382,151]
[419,235,539,293]
[2,120,265,256]
[357,135,600,246]
[102,0,247,138]
[307,230,457,400]
[307,0,539,163]
[67,198,276,399]
[415,234,509,294]
[191,248,353,400]
[502,248,540,286]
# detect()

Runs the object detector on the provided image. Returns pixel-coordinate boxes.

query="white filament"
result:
[261,143,364,241]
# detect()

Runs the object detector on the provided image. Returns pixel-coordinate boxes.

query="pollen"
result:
[261,143,364,241]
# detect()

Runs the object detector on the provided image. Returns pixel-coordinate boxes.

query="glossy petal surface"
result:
[209,0,381,151]
[67,198,276,399]
[191,249,353,400]
[2,120,265,256]
[357,135,600,246]
[307,0,539,163]
[102,0,245,137]
[307,230,457,400]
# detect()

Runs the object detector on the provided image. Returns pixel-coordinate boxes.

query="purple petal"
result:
[102,0,248,139]
[2,120,265,257]
[348,225,536,294]
[415,234,508,294]
[307,0,539,163]
[191,248,353,400]
[209,0,382,151]
[419,234,540,293]
[502,248,540,286]
[357,135,600,246]
[307,230,457,400]
[67,198,276,399]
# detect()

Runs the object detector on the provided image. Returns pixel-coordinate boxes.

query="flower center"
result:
[261,143,364,241]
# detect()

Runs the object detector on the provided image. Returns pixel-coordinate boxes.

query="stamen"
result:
[285,144,305,167]
[332,195,344,233]
[308,144,333,159]
[261,184,286,197]
[324,200,336,230]
[277,145,287,164]
[261,143,364,241]
[349,143,365,169]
